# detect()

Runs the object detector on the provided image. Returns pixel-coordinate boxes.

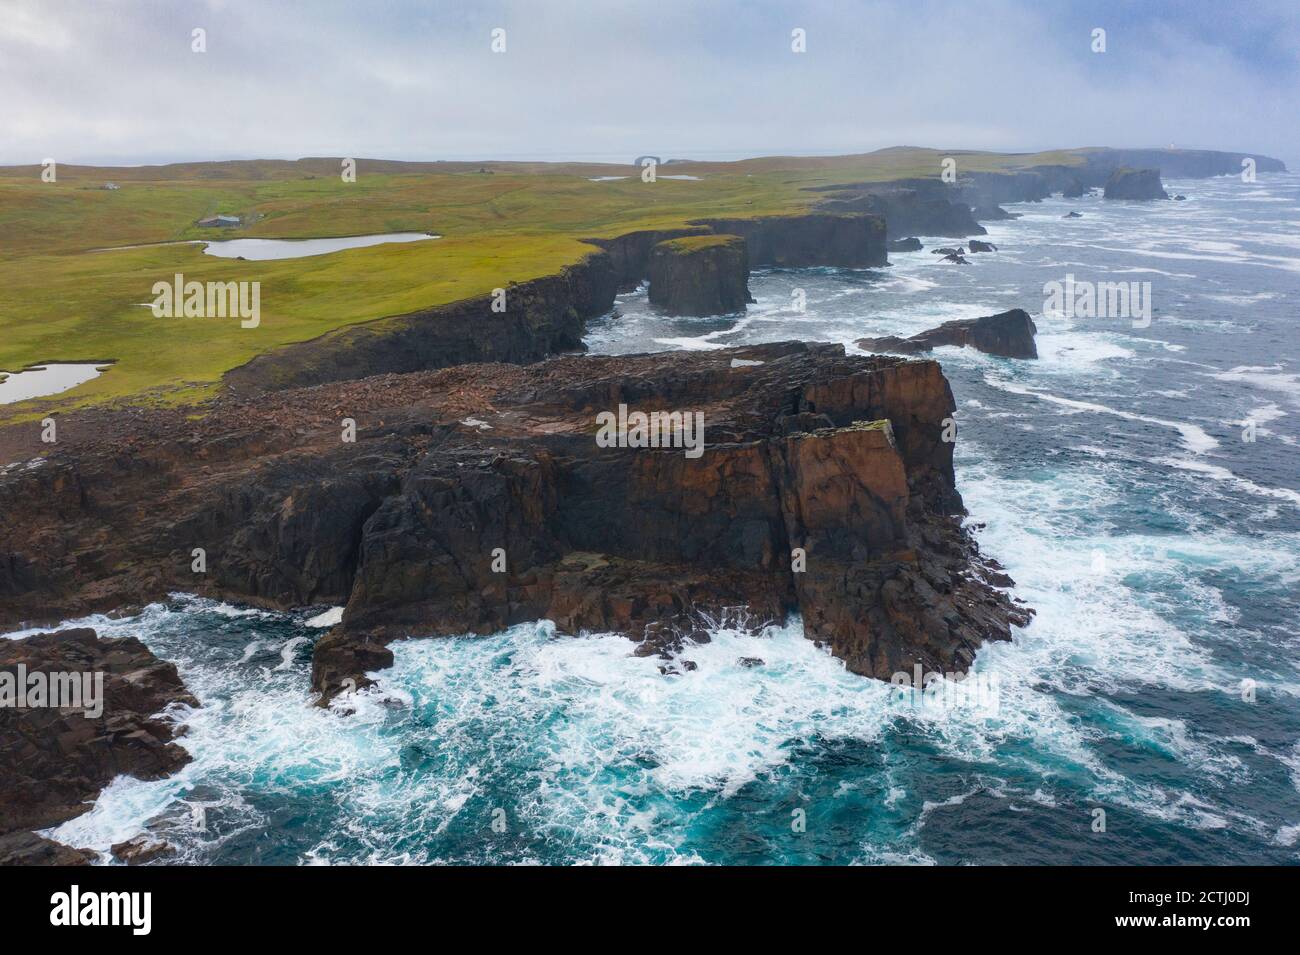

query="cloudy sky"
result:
[3,0,1297,167]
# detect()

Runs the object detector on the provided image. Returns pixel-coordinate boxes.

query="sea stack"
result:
[647,234,753,316]
[1103,167,1169,200]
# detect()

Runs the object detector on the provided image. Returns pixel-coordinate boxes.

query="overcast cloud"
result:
[2,0,1296,166]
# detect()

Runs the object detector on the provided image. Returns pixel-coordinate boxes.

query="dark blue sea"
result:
[16,174,1299,864]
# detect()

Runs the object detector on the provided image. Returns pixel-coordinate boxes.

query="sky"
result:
[2,0,1297,167]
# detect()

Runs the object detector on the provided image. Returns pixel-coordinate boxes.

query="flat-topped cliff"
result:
[0,344,1029,704]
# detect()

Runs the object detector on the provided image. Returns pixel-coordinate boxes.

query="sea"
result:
[13,173,1299,865]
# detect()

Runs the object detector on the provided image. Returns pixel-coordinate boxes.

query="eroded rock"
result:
[646,234,753,316]
[0,628,195,865]
[858,308,1038,359]
[0,345,1028,707]
[1104,167,1169,200]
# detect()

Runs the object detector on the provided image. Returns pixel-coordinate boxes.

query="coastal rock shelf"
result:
[0,344,1029,704]
[0,628,195,864]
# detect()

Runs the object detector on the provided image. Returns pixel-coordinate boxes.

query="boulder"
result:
[858,308,1038,359]
[646,234,753,316]
[1104,167,1169,200]
[888,237,923,252]
[967,239,997,252]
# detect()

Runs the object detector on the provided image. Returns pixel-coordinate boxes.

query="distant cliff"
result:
[1104,168,1169,200]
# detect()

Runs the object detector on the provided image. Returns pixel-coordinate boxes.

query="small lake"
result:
[0,363,111,404]
[200,232,438,260]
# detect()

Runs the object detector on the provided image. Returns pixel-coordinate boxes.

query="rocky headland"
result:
[0,344,1030,706]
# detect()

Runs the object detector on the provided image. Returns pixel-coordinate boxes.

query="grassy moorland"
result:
[0,147,1083,417]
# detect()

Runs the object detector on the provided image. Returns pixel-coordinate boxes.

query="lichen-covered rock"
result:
[646,234,753,316]
[1104,167,1169,200]
[858,308,1038,359]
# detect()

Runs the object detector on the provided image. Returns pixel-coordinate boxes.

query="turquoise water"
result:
[21,175,1300,864]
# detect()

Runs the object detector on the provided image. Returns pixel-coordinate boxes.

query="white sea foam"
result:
[984,377,1219,454]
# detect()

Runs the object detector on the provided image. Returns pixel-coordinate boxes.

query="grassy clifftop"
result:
[0,147,1080,416]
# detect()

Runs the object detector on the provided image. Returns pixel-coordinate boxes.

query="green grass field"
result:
[0,147,1083,418]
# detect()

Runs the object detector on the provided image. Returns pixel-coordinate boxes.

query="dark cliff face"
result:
[0,628,195,863]
[1104,167,1170,200]
[583,228,712,290]
[859,308,1039,360]
[646,235,753,316]
[0,344,1027,705]
[690,213,887,268]
[814,189,986,239]
[1083,147,1287,178]
[224,254,619,394]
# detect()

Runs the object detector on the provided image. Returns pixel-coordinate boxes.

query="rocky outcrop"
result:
[1104,168,1169,200]
[814,189,985,239]
[0,345,1027,706]
[888,237,923,252]
[0,628,195,865]
[967,240,996,253]
[0,831,95,866]
[689,213,886,268]
[646,235,753,316]
[858,309,1038,359]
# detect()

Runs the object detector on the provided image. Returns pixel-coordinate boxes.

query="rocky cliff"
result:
[224,214,887,394]
[224,253,618,394]
[812,188,985,239]
[0,345,1028,705]
[583,227,712,290]
[690,213,887,268]
[0,628,195,864]
[646,234,754,315]
[1104,167,1169,200]
[859,309,1039,359]
[1081,147,1287,179]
